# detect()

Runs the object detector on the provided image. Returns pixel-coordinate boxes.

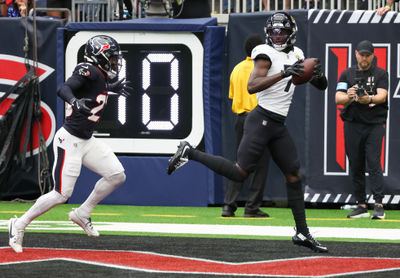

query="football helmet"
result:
[265,12,297,51]
[84,35,121,79]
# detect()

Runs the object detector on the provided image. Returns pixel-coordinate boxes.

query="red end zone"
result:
[1,248,400,277]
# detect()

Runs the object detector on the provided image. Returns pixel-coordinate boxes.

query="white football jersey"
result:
[251,44,304,117]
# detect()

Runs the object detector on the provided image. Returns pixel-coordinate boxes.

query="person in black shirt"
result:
[8,35,132,253]
[335,40,388,220]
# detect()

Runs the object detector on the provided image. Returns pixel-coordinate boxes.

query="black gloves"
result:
[281,60,304,78]
[70,98,93,116]
[310,58,328,90]
[312,58,323,79]
[107,78,133,97]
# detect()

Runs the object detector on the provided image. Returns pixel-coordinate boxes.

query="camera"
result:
[355,69,367,98]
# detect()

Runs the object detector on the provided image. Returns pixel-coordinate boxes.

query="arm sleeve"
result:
[57,74,85,104]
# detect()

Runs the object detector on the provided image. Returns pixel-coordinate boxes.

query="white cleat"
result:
[68,208,99,237]
[8,216,24,253]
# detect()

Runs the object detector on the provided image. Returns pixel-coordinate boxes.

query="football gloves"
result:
[70,98,94,116]
[281,60,304,78]
[312,58,323,79]
[107,78,133,97]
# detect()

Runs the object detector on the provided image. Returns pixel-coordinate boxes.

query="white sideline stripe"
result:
[0,220,400,241]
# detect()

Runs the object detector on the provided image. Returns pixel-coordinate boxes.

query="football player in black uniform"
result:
[167,12,328,253]
[8,35,132,253]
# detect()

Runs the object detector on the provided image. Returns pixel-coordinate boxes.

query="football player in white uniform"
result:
[8,35,132,253]
[168,12,328,252]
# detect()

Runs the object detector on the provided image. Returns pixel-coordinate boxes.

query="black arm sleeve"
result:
[57,75,85,104]
[310,74,328,90]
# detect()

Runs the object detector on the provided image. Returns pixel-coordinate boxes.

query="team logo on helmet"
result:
[90,37,111,56]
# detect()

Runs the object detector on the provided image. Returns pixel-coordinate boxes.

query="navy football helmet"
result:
[265,12,297,51]
[84,35,121,79]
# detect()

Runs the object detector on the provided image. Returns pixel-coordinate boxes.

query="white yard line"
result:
[0,220,399,240]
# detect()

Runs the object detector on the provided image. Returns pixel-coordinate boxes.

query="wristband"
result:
[385,5,391,9]
[369,95,373,104]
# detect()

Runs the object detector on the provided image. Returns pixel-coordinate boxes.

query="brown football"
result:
[291,58,318,85]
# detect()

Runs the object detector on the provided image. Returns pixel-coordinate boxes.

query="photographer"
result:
[335,40,388,220]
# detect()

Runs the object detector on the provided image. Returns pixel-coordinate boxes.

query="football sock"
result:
[16,190,67,231]
[78,172,126,218]
[188,149,247,182]
[286,179,309,235]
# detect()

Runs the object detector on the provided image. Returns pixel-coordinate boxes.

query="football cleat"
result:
[167,141,192,175]
[8,216,24,253]
[292,231,328,253]
[69,208,99,237]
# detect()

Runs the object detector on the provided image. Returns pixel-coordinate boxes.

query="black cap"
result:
[356,40,374,54]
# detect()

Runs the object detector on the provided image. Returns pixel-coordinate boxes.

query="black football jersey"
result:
[63,63,108,139]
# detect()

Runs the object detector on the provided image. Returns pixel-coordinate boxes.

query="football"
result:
[291,58,318,85]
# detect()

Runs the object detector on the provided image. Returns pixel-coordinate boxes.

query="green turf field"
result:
[1,201,399,242]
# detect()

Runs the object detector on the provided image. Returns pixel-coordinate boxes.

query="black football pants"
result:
[237,106,300,175]
[344,121,385,204]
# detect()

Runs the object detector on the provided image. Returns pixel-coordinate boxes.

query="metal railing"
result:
[209,0,399,13]
[72,0,114,22]
[28,0,400,23]
[28,8,72,21]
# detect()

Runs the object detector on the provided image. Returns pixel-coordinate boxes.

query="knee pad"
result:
[106,171,126,187]
[285,169,301,183]
[49,190,68,204]
[230,165,247,182]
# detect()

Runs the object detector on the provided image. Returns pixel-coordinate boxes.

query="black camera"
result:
[355,69,367,98]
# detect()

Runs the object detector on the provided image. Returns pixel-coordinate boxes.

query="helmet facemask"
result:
[267,27,292,51]
[102,53,122,79]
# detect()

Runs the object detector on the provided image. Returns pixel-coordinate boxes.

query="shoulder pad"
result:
[293,47,305,60]
[251,44,274,60]
[73,63,101,81]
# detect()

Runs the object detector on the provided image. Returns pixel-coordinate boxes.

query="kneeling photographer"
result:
[335,40,388,220]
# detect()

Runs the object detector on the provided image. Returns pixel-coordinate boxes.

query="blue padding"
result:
[202,25,225,204]
[56,27,65,130]
[68,156,210,206]
[65,17,217,32]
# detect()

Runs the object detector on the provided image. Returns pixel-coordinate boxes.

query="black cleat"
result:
[167,141,192,175]
[292,232,328,253]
